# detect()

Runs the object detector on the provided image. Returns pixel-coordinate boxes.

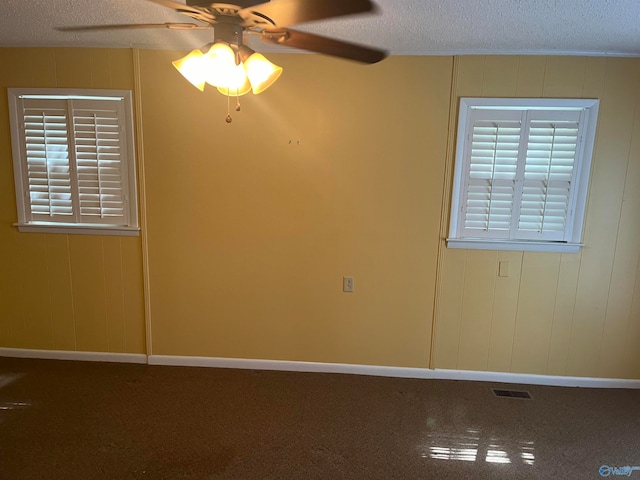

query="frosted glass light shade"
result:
[203,42,239,88]
[243,53,283,94]
[216,63,252,96]
[172,49,206,91]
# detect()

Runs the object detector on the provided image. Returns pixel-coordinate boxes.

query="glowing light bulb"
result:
[243,52,283,94]
[202,42,238,88]
[172,49,207,91]
[216,63,252,96]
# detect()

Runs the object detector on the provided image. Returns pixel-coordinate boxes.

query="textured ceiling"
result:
[0,0,639,56]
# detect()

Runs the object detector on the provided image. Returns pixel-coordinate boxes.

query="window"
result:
[8,88,139,236]
[447,98,599,253]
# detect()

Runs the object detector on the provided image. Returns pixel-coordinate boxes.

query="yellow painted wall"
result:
[138,51,452,367]
[434,56,640,380]
[1,48,639,379]
[0,48,146,354]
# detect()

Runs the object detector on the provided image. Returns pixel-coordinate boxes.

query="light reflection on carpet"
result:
[420,428,536,466]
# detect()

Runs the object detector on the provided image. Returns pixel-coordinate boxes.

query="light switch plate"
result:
[498,261,510,277]
[343,276,354,293]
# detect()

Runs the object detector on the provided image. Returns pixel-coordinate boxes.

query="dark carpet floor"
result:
[0,357,639,479]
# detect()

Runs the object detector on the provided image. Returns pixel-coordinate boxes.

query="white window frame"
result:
[447,98,599,253]
[8,88,139,236]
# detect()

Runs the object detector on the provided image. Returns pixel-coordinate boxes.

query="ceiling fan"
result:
[57,0,387,63]
[58,0,387,64]
[58,0,386,121]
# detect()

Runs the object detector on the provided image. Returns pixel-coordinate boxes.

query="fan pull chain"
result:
[225,44,244,122]
[234,81,241,112]
[225,91,232,123]
[234,43,242,112]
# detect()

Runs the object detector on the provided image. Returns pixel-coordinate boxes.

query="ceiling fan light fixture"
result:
[60,1,387,123]
[216,64,252,96]
[202,41,238,88]
[239,47,283,95]
[172,49,207,91]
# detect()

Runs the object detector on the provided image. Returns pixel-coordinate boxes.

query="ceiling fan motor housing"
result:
[214,21,245,44]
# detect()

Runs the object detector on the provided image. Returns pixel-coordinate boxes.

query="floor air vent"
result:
[492,389,532,399]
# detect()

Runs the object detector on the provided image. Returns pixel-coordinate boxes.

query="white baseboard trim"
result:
[148,355,432,378]
[148,355,640,389]
[1,349,638,389]
[430,368,640,389]
[0,347,147,364]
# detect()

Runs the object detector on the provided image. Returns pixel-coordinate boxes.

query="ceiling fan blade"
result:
[243,0,376,28]
[144,0,203,15]
[187,0,265,7]
[261,28,387,64]
[56,23,211,32]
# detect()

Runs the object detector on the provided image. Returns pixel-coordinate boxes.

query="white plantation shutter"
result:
[449,98,599,251]
[461,111,522,238]
[72,100,127,223]
[9,89,138,234]
[515,111,582,240]
[21,100,74,219]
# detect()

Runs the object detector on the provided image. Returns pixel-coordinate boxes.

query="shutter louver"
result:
[461,120,521,238]
[72,100,126,223]
[22,101,73,219]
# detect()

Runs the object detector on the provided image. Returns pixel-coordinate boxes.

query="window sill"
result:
[14,222,140,237]
[446,238,583,253]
